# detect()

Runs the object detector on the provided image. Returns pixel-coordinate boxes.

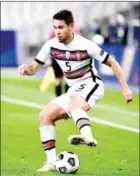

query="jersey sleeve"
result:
[34,42,51,65]
[87,40,109,63]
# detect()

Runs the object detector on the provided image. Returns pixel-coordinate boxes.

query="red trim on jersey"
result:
[51,47,89,61]
[64,64,91,79]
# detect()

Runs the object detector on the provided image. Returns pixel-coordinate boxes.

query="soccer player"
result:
[18,9,133,172]
[47,26,81,96]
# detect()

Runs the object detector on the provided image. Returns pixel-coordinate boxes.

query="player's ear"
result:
[69,23,74,31]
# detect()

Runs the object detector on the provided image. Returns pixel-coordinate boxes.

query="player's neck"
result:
[64,33,74,45]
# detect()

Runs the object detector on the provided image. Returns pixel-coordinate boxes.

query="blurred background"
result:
[1,1,140,91]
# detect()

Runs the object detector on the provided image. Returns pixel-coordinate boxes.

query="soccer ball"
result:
[56,151,80,174]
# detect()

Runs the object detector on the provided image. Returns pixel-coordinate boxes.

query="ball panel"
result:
[59,166,67,173]
[57,153,64,160]
[67,157,76,167]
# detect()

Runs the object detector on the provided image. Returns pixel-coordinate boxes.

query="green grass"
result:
[1,76,139,176]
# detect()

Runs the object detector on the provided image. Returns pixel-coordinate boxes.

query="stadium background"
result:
[1,2,139,176]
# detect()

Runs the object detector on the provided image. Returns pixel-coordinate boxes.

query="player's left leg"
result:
[67,78,104,147]
[67,95,97,147]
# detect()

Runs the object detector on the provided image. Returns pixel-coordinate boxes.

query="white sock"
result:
[40,125,56,164]
[80,126,94,141]
[70,108,94,141]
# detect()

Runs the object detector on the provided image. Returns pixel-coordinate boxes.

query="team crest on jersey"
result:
[100,49,104,56]
[66,51,70,60]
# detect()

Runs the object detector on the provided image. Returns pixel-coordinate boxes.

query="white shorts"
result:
[50,77,104,116]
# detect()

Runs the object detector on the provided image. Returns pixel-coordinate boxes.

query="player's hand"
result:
[122,88,133,103]
[18,64,28,76]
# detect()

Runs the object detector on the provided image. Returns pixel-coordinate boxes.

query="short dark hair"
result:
[53,9,74,25]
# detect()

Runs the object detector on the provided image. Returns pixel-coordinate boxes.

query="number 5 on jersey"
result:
[75,84,86,91]
[65,62,71,71]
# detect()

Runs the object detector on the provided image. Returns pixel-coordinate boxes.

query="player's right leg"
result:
[37,96,68,172]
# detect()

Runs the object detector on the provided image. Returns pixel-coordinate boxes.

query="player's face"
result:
[53,19,73,43]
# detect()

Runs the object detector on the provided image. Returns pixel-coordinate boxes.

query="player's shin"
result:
[70,108,94,142]
[39,125,56,164]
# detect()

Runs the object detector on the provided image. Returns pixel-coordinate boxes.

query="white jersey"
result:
[35,34,109,86]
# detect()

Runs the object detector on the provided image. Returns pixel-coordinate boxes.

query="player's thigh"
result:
[40,96,69,124]
[68,95,90,112]
[47,93,71,118]
[40,103,66,122]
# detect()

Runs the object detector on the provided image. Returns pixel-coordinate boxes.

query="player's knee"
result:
[39,110,45,123]
[39,111,44,121]
[39,110,54,125]
[68,95,90,112]
[39,103,66,125]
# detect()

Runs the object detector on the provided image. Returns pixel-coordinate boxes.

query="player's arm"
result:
[18,42,50,76]
[87,40,133,104]
[26,61,41,75]
[103,55,133,103]
[18,61,42,76]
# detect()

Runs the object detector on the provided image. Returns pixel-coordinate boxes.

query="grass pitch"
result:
[1,75,139,176]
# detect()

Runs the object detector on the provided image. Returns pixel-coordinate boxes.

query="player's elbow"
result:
[104,55,117,68]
